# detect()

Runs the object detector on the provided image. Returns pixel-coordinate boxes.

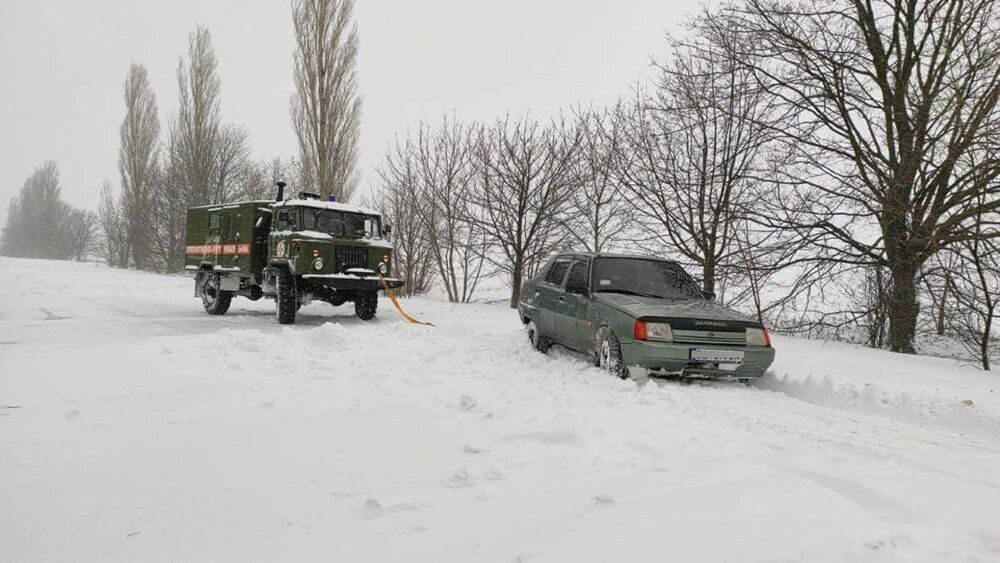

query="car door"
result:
[553,259,591,351]
[534,257,572,335]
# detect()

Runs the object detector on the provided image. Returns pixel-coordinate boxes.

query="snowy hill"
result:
[1,257,999,561]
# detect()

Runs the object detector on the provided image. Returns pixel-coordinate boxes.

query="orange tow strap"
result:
[378,274,435,326]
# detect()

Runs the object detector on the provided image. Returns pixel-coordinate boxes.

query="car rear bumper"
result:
[620,340,775,378]
[300,274,404,291]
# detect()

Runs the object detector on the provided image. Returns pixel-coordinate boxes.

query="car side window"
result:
[565,261,590,294]
[543,260,571,286]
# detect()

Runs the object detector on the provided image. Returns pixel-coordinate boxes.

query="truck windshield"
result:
[591,257,704,300]
[303,209,381,238]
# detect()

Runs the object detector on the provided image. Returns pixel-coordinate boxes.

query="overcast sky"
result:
[0,0,699,215]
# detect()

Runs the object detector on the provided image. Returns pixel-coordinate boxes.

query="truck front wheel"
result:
[201,273,233,315]
[275,270,297,324]
[355,291,378,320]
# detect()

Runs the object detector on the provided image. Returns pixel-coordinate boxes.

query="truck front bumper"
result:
[620,340,775,379]
[300,274,404,292]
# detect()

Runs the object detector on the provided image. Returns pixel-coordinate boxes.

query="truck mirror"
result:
[382,224,392,236]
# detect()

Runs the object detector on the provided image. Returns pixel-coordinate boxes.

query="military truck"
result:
[184,182,403,324]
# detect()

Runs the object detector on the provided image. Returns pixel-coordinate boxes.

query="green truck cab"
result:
[518,253,775,380]
[184,183,403,324]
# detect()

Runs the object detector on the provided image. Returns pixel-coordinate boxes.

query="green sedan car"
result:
[518,253,775,380]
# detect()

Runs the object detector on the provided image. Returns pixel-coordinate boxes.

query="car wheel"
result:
[597,329,629,379]
[526,320,551,353]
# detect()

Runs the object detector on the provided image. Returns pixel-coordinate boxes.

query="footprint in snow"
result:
[463,445,488,454]
[445,470,475,488]
[259,402,275,411]
[459,395,477,411]
[593,494,616,506]
[359,498,383,518]
[65,410,81,421]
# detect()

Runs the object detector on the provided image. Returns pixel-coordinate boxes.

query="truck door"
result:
[207,209,222,268]
[251,209,272,274]
[553,259,591,351]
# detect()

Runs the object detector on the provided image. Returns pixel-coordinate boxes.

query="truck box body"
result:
[184,201,272,276]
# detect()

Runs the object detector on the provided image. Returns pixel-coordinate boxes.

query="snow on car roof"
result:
[273,198,379,216]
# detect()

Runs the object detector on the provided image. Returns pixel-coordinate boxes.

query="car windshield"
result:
[591,257,704,300]
[302,209,381,238]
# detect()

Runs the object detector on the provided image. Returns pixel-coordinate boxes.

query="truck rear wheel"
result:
[275,269,297,324]
[201,273,233,315]
[355,291,378,320]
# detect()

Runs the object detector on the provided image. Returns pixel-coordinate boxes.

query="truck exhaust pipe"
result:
[275,181,286,202]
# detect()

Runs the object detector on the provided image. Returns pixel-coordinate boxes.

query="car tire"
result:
[201,273,233,315]
[355,291,378,320]
[526,320,551,353]
[275,269,297,325]
[597,329,629,379]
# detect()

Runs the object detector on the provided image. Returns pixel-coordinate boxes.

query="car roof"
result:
[552,252,678,264]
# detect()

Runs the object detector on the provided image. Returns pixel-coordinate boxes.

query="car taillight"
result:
[764,327,772,347]
[633,320,648,341]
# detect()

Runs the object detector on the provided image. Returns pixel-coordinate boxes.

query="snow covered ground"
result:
[2,257,999,562]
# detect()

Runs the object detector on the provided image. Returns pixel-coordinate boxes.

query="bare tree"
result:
[943,204,999,371]
[724,0,1000,353]
[118,63,160,270]
[469,116,581,308]
[375,136,435,296]
[565,107,630,253]
[98,181,130,268]
[291,0,362,201]
[616,17,776,296]
[1,161,61,258]
[416,117,487,303]
[238,157,299,201]
[65,209,99,261]
[173,26,222,205]
[151,150,189,272]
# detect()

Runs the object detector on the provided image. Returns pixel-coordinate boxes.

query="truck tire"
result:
[597,329,629,380]
[201,273,233,315]
[355,291,378,320]
[275,269,297,324]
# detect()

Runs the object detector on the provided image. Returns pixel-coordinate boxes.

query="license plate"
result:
[690,348,745,364]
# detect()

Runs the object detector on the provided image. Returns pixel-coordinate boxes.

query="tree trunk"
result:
[936,275,948,336]
[509,256,524,309]
[888,262,919,353]
[702,258,716,296]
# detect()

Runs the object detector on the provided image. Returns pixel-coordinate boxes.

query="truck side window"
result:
[543,260,571,286]
[276,211,290,231]
[209,211,221,231]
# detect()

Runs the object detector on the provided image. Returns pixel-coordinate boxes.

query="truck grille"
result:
[336,247,369,270]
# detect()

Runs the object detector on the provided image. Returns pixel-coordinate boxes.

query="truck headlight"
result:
[746,327,771,347]
[312,258,324,271]
[633,320,673,342]
[377,262,388,275]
